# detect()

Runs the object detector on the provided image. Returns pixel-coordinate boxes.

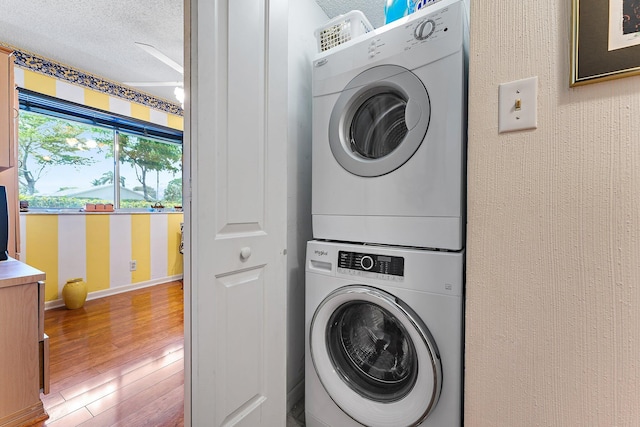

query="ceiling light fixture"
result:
[174,86,185,109]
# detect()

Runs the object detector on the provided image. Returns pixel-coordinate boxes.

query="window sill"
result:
[19,210,184,215]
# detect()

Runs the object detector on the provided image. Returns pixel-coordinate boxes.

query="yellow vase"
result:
[62,278,88,309]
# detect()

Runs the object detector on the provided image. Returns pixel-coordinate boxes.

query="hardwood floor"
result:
[33,281,185,427]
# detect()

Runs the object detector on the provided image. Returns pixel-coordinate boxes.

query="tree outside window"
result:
[118,132,182,205]
[18,110,182,209]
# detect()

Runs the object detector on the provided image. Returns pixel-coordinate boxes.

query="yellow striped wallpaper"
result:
[15,68,184,131]
[25,215,59,301]
[11,52,185,305]
[167,214,184,276]
[21,213,184,304]
[83,88,110,112]
[23,68,56,97]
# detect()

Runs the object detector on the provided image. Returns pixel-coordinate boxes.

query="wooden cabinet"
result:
[0,259,48,427]
[0,46,15,169]
[0,47,20,258]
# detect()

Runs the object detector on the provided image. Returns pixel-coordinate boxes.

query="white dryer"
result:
[312,0,468,250]
[305,240,463,427]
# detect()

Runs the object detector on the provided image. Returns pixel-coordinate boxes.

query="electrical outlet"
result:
[130,260,137,271]
[498,76,538,133]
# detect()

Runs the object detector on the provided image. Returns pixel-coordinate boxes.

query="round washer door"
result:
[310,285,442,427]
[328,65,430,177]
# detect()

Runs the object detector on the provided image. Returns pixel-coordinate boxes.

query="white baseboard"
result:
[45,275,184,310]
[287,379,305,413]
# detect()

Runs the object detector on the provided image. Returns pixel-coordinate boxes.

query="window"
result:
[118,131,183,207]
[18,90,183,210]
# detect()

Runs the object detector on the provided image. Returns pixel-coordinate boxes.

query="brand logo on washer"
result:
[314,250,328,256]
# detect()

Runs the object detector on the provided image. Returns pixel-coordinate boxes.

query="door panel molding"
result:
[217,224,266,238]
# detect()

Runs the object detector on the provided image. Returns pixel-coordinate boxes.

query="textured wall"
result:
[465,1,640,425]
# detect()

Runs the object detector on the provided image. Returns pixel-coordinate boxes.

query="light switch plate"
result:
[498,76,538,133]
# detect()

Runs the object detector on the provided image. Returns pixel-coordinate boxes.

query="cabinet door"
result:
[0,47,20,258]
[0,47,14,168]
[12,80,19,257]
[0,283,40,417]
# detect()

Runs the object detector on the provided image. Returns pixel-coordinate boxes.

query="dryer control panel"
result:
[338,250,404,281]
[313,0,465,96]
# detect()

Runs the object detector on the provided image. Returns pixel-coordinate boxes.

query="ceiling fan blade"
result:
[123,81,183,87]
[135,42,184,75]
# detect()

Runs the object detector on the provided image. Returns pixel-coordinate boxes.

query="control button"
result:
[360,255,374,271]
[414,19,436,40]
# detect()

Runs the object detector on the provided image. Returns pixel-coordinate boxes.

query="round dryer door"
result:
[310,285,442,427]
[328,64,431,177]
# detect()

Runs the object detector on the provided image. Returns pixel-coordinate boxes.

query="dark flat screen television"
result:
[0,186,8,261]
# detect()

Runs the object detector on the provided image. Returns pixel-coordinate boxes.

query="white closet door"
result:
[186,0,288,425]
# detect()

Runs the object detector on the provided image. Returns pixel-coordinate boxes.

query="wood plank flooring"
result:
[33,281,185,427]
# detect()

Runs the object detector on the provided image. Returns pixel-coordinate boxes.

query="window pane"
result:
[18,111,114,209]
[118,132,182,209]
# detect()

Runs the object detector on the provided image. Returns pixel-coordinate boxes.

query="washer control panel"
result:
[338,250,404,281]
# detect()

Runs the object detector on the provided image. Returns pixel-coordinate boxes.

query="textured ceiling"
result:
[0,0,183,102]
[0,1,384,105]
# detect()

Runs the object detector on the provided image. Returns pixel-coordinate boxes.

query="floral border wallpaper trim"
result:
[11,49,183,116]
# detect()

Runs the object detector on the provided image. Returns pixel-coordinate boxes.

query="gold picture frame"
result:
[571,0,640,86]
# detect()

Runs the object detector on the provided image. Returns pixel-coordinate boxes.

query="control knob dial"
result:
[360,255,375,271]
[414,19,436,40]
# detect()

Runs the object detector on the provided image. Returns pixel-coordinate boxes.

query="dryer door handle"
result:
[405,98,421,131]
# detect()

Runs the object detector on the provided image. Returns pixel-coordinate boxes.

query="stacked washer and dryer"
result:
[305,0,468,426]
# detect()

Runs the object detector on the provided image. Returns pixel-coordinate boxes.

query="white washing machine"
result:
[312,0,468,250]
[305,240,463,427]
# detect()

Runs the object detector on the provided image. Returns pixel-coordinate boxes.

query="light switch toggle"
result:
[498,76,538,133]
